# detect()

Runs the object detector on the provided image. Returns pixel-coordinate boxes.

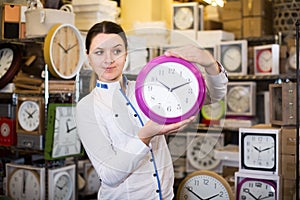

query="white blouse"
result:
[76,69,228,200]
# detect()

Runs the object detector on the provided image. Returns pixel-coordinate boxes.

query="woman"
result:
[76,21,228,200]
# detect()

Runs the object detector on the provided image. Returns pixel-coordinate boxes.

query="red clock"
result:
[0,117,16,146]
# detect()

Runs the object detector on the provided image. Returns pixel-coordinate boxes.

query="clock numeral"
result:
[147,85,153,92]
[188,88,193,94]
[176,104,181,110]
[194,180,200,186]
[167,106,172,112]
[158,69,165,76]
[203,179,209,185]
[168,68,175,74]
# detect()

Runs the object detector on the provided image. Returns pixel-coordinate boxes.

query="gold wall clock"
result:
[44,23,85,79]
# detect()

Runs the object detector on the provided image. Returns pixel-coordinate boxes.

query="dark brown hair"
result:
[85,21,128,54]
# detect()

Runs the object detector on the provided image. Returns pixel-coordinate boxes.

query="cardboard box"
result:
[197,30,234,46]
[222,19,242,39]
[220,1,242,21]
[242,16,273,38]
[281,127,298,155]
[242,0,273,18]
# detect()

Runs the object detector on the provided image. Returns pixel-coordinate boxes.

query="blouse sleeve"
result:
[76,93,150,187]
[204,62,228,104]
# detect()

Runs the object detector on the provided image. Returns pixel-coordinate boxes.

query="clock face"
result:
[187,135,221,170]
[177,170,234,200]
[52,105,81,158]
[227,86,250,114]
[44,23,84,79]
[168,134,187,157]
[18,100,40,132]
[135,55,206,124]
[54,172,73,200]
[0,48,13,78]
[86,166,101,194]
[237,178,277,200]
[221,45,242,72]
[174,7,194,30]
[8,169,40,200]
[0,43,22,89]
[256,49,272,72]
[1,122,10,137]
[201,100,225,120]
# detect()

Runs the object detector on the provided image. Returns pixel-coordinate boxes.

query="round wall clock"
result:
[53,171,73,200]
[135,55,206,124]
[177,170,234,200]
[0,43,22,89]
[201,100,225,121]
[221,45,242,72]
[174,7,194,30]
[44,23,85,79]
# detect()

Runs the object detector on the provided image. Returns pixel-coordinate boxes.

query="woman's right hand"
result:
[138,116,196,146]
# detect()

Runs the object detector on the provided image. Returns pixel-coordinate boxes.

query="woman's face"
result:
[88,33,127,82]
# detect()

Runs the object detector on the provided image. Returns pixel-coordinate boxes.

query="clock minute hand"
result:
[66,43,78,52]
[185,186,204,200]
[260,146,273,152]
[170,81,191,92]
[204,193,220,200]
[244,188,259,200]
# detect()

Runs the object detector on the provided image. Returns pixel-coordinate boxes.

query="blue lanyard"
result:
[119,88,163,200]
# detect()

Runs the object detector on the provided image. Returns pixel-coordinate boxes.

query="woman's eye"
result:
[113,49,122,55]
[95,50,104,55]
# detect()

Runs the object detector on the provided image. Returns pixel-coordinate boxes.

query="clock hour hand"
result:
[204,193,219,200]
[170,81,191,92]
[253,145,262,153]
[258,194,274,200]
[185,186,204,200]
[58,43,68,53]
[157,79,171,91]
[244,188,259,200]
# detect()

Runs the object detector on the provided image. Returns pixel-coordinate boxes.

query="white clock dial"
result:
[18,100,40,132]
[8,169,40,200]
[86,166,101,194]
[227,86,250,113]
[187,136,221,170]
[142,62,199,119]
[52,106,81,158]
[243,134,275,169]
[238,178,276,200]
[0,48,13,78]
[257,49,272,72]
[201,100,225,120]
[289,51,299,70]
[174,7,194,30]
[1,122,10,137]
[54,172,73,200]
[177,170,234,200]
[168,134,187,157]
[221,45,242,72]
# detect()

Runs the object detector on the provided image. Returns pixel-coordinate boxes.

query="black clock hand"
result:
[204,193,219,200]
[170,81,191,92]
[260,146,273,152]
[185,186,204,200]
[244,188,259,200]
[25,110,32,118]
[66,43,78,52]
[258,194,273,200]
[253,145,262,153]
[157,79,171,91]
[58,43,68,53]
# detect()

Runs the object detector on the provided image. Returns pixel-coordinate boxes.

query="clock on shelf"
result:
[0,43,22,89]
[48,164,76,200]
[177,170,234,200]
[235,172,281,200]
[0,117,16,146]
[217,40,248,76]
[239,127,281,174]
[226,81,256,116]
[83,161,101,195]
[186,132,224,172]
[171,2,199,41]
[254,44,280,75]
[200,99,225,125]
[288,46,298,70]
[135,55,206,124]
[44,103,83,160]
[6,163,45,200]
[16,96,44,135]
[167,132,187,158]
[44,23,85,79]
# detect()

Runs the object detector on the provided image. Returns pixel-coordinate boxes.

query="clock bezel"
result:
[254,44,280,75]
[217,40,248,76]
[44,103,83,160]
[0,43,22,89]
[239,127,281,174]
[177,170,234,200]
[16,96,44,135]
[135,55,206,124]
